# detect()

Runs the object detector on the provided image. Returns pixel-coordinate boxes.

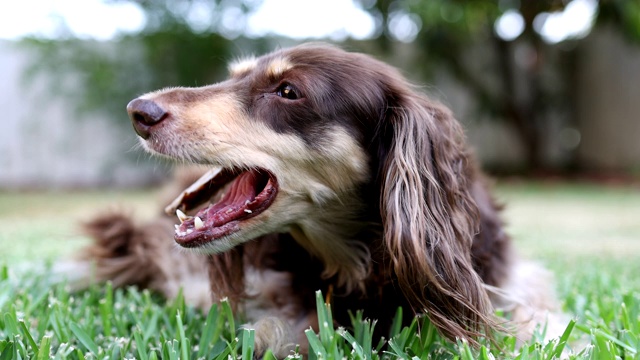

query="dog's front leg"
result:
[241,269,317,358]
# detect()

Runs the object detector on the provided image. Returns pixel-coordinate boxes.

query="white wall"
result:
[0,41,163,188]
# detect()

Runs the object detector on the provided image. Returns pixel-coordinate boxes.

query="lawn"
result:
[0,181,639,359]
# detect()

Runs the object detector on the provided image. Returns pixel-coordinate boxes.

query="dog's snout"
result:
[127,98,168,139]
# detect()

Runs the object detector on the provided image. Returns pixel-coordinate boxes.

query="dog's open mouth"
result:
[164,168,278,248]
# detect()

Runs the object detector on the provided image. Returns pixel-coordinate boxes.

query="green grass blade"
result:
[315,290,335,348]
[133,328,149,360]
[197,305,220,358]
[210,341,229,359]
[142,312,159,342]
[69,321,99,355]
[262,349,277,360]
[35,336,51,360]
[3,312,20,336]
[49,306,69,344]
[149,350,158,360]
[212,342,232,360]
[175,311,190,360]
[0,266,8,281]
[594,329,636,354]
[389,307,403,338]
[98,282,113,337]
[18,320,38,355]
[458,339,475,360]
[546,318,575,360]
[337,328,365,359]
[306,328,327,359]
[14,334,27,360]
[220,299,235,336]
[241,328,255,360]
[0,342,13,360]
[386,338,409,359]
[109,342,121,359]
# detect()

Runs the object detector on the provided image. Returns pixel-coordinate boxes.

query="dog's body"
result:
[80,44,562,356]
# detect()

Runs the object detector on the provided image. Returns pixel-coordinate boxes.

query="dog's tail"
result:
[55,210,212,309]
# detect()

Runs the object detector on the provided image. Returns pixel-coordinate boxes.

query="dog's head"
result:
[128,43,495,342]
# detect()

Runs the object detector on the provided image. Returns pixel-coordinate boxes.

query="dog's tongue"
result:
[205,171,259,226]
[173,169,276,247]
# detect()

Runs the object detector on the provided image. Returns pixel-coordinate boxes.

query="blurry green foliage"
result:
[598,0,640,41]
[24,32,236,118]
[369,0,640,171]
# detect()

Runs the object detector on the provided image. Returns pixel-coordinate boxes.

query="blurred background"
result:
[1,0,639,263]
[0,0,640,189]
[2,0,640,187]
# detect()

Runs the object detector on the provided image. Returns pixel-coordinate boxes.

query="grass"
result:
[0,189,158,264]
[1,181,639,359]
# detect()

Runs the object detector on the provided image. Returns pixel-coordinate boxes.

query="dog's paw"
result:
[244,316,296,359]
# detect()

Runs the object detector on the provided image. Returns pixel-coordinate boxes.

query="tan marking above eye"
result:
[229,56,258,77]
[267,57,294,79]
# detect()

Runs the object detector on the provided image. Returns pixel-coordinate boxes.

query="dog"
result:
[78,43,563,356]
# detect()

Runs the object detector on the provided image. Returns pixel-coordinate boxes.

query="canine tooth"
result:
[176,209,188,223]
[245,200,251,205]
[174,225,180,231]
[194,217,204,230]
[244,209,252,214]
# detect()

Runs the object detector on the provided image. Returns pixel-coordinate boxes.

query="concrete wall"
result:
[576,27,640,172]
[0,41,163,188]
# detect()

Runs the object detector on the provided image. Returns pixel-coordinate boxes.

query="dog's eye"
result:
[276,84,299,100]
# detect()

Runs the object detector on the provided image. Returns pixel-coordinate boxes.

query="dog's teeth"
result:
[245,200,251,205]
[176,209,188,223]
[174,225,180,231]
[225,208,233,214]
[244,209,252,214]
[194,217,204,230]
[186,229,193,234]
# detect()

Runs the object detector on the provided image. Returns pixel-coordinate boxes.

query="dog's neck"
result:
[287,194,372,293]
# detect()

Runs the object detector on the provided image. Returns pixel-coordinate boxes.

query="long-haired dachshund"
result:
[79,43,564,356]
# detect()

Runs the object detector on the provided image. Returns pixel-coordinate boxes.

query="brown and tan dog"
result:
[79,43,563,356]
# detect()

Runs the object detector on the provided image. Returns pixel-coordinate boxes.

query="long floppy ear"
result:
[379,92,496,343]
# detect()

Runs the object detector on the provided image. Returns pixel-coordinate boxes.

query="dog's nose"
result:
[127,98,168,139]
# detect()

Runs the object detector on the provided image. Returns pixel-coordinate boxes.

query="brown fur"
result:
[79,211,212,309]
[77,43,562,356]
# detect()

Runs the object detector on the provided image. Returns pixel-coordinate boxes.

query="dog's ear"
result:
[378,92,496,343]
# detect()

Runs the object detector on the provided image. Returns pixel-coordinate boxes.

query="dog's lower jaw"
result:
[183,218,285,255]
[184,236,238,255]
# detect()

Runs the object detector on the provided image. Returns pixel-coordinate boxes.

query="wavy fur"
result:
[74,43,563,356]
[380,95,495,342]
